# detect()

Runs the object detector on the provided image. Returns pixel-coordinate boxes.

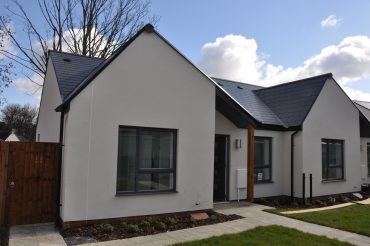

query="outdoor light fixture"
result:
[235,139,242,149]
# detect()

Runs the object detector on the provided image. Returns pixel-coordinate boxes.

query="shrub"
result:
[339,196,351,203]
[145,217,155,224]
[314,200,327,207]
[127,224,140,234]
[164,217,177,226]
[100,223,114,233]
[121,222,128,230]
[272,200,280,207]
[259,198,269,205]
[139,220,151,228]
[290,201,299,208]
[210,214,218,220]
[154,221,167,231]
[327,197,336,205]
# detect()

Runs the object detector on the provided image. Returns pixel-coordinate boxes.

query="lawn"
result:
[266,204,370,237]
[175,225,353,246]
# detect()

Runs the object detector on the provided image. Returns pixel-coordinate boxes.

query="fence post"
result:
[309,174,313,204]
[302,173,305,205]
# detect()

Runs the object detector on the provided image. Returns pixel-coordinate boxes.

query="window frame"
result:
[367,143,370,177]
[116,125,177,195]
[322,138,345,181]
[254,137,272,184]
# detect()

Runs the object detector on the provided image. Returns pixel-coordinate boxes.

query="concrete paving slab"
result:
[354,198,370,205]
[9,223,66,246]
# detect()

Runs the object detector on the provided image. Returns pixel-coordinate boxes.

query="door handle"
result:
[9,181,15,188]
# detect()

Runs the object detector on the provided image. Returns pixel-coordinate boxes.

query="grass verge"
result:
[174,225,353,246]
[265,204,370,237]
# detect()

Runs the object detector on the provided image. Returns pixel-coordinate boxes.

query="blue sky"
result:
[1,0,370,106]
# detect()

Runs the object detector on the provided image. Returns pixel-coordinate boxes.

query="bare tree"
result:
[1,103,38,141]
[0,0,158,80]
[0,16,14,105]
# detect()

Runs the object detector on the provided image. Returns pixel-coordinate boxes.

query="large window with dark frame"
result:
[367,143,370,176]
[322,139,344,181]
[254,137,272,183]
[116,126,177,194]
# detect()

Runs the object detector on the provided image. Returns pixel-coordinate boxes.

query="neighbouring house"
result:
[36,24,370,226]
[354,101,370,183]
[5,129,28,142]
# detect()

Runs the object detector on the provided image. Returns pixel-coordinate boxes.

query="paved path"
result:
[281,202,354,214]
[9,223,66,246]
[8,203,370,246]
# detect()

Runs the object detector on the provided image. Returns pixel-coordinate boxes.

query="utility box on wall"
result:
[236,169,247,202]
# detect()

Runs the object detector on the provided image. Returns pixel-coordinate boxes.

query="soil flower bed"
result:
[255,194,364,210]
[61,210,242,244]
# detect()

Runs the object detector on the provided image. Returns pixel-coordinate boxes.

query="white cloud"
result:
[343,87,370,101]
[198,35,265,83]
[198,34,370,101]
[321,15,341,27]
[13,73,43,104]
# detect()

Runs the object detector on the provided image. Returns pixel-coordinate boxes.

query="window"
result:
[254,137,272,183]
[322,139,344,181]
[116,126,177,194]
[367,143,370,176]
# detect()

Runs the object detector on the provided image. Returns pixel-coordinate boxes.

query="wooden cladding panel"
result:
[0,142,59,226]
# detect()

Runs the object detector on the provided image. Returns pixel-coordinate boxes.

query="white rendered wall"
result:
[36,60,62,142]
[301,79,362,197]
[215,111,247,200]
[61,31,216,222]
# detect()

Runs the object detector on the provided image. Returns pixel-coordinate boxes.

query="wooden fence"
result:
[0,141,60,226]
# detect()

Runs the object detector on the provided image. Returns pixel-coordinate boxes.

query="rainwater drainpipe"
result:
[55,105,67,227]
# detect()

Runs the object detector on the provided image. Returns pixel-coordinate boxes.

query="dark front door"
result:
[213,135,229,202]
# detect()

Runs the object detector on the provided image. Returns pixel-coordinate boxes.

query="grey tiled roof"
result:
[49,48,330,129]
[215,74,330,128]
[213,78,284,126]
[255,75,329,127]
[354,101,370,122]
[49,51,104,100]
[354,101,370,110]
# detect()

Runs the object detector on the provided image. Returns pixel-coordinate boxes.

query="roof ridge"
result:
[255,73,332,92]
[48,50,105,60]
[211,77,264,88]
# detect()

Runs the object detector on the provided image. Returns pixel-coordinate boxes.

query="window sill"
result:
[254,181,274,184]
[115,190,178,197]
[322,179,346,183]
